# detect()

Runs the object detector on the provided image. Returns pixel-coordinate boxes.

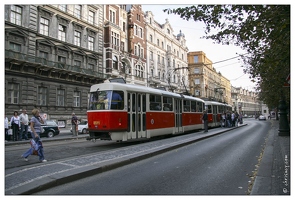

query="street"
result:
[32,118,271,195]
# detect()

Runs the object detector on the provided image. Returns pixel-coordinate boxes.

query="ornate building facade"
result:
[145,11,189,93]
[187,51,231,104]
[5,5,105,126]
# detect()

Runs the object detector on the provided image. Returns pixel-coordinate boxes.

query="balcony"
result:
[5,50,109,79]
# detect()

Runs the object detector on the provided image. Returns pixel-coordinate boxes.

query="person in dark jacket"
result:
[202,110,208,133]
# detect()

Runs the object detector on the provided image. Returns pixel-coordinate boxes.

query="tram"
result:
[86,81,231,141]
[205,101,232,128]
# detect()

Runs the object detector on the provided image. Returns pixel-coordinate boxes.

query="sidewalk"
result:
[250,119,290,195]
[5,120,289,195]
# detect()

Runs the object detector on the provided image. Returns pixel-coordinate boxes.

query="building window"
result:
[57,89,65,106]
[73,91,81,107]
[120,41,125,51]
[11,5,22,25]
[9,42,21,52]
[39,17,49,36]
[157,39,159,46]
[150,34,153,43]
[173,59,175,68]
[162,42,164,49]
[58,56,66,63]
[113,55,118,70]
[134,25,138,36]
[135,65,144,78]
[39,51,48,60]
[88,36,94,51]
[162,56,165,65]
[150,51,153,60]
[38,87,47,106]
[88,63,94,70]
[123,22,126,32]
[74,31,81,46]
[139,28,143,38]
[167,28,170,34]
[157,55,160,63]
[110,10,115,23]
[74,5,82,19]
[194,78,200,84]
[59,5,67,12]
[111,31,119,50]
[137,14,140,21]
[195,90,200,96]
[58,24,66,42]
[7,83,19,104]
[194,55,199,63]
[88,10,94,24]
[74,60,81,67]
[194,68,200,74]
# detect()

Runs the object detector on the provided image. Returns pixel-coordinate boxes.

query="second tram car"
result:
[204,101,232,128]
[87,81,231,142]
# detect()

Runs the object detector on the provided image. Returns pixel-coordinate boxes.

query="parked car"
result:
[258,115,266,120]
[70,121,88,134]
[24,120,60,138]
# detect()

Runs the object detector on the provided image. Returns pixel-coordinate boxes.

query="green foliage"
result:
[164,5,290,108]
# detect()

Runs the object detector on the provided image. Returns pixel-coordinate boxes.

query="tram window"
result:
[89,91,108,110]
[207,105,212,113]
[108,90,124,110]
[191,101,196,112]
[163,96,173,111]
[183,100,190,112]
[150,94,162,110]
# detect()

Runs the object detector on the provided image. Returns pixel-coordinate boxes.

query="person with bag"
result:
[71,112,78,137]
[21,109,47,162]
[10,111,20,141]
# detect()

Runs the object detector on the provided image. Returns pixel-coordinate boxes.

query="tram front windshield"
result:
[89,90,124,110]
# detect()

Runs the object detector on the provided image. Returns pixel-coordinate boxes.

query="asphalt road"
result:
[34,119,271,195]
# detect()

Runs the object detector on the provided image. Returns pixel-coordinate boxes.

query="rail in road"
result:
[5,124,247,195]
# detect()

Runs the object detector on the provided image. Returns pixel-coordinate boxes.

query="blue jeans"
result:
[20,124,28,140]
[22,133,45,161]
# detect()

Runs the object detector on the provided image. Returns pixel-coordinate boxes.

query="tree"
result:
[164,5,290,109]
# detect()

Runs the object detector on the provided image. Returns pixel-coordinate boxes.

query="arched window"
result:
[113,55,118,70]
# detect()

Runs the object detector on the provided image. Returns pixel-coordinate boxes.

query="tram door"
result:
[127,92,146,139]
[174,98,183,133]
[212,105,218,126]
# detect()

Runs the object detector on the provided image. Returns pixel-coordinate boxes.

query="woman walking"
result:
[21,109,47,162]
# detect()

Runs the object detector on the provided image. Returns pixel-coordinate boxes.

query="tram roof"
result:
[90,82,204,102]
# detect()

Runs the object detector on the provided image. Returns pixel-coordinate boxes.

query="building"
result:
[231,86,261,115]
[5,5,105,126]
[145,11,189,93]
[187,51,231,104]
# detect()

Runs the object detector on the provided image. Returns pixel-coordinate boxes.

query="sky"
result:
[142,4,256,91]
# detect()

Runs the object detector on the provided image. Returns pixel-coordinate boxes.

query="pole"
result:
[278,91,290,136]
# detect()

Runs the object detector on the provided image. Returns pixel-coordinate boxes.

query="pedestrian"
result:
[202,110,208,133]
[234,111,239,127]
[221,112,226,127]
[226,111,231,127]
[19,109,29,140]
[21,108,47,162]
[5,114,9,141]
[71,113,78,137]
[231,111,236,127]
[10,111,20,141]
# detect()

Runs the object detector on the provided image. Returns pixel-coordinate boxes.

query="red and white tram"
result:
[87,82,206,141]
